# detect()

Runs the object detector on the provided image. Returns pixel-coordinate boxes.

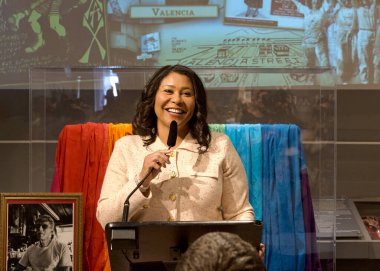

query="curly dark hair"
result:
[132,65,211,153]
[175,232,266,271]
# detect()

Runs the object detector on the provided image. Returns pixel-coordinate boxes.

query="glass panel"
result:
[30,66,336,270]
[0,143,30,192]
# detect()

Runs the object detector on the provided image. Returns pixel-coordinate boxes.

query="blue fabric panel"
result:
[261,124,306,271]
[225,124,263,221]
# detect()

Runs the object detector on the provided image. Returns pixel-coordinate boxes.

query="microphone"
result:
[122,120,178,221]
[167,120,177,148]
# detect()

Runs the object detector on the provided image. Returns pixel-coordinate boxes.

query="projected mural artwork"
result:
[0,0,379,88]
[0,0,108,87]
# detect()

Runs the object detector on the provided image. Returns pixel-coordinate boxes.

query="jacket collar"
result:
[148,132,200,153]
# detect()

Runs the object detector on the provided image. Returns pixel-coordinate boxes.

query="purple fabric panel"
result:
[301,168,322,271]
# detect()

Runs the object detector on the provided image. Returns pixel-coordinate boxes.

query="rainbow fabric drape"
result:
[52,123,320,271]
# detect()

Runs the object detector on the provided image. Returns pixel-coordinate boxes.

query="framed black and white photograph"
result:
[0,193,82,271]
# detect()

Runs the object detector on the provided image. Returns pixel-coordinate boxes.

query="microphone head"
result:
[167,120,177,148]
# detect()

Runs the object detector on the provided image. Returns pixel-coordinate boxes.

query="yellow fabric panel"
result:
[108,123,133,157]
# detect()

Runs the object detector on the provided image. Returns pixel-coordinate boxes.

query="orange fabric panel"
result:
[108,123,133,156]
[103,122,133,271]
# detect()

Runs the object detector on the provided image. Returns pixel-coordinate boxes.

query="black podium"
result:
[105,220,263,271]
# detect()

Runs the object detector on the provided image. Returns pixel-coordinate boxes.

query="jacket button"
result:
[170,171,177,178]
[169,193,177,202]
[142,204,149,209]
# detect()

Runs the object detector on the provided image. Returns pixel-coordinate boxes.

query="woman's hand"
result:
[139,150,170,187]
[258,243,265,260]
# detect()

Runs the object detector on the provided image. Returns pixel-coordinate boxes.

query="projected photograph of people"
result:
[220,0,380,86]
[291,0,379,85]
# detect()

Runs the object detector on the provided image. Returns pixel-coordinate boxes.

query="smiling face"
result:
[154,71,195,137]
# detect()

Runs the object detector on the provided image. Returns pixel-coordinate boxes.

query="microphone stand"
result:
[122,120,177,222]
[122,168,153,222]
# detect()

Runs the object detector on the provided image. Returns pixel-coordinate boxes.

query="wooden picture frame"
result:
[0,193,82,271]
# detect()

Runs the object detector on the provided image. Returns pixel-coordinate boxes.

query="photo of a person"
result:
[291,0,331,68]
[356,0,376,84]
[5,200,78,271]
[14,215,72,271]
[332,0,358,84]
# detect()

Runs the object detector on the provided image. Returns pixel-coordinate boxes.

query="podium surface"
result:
[106,220,263,271]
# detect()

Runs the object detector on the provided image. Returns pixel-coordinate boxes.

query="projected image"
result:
[1,0,380,88]
[329,0,378,85]
[224,0,277,27]
[137,32,160,60]
[106,0,221,66]
[0,0,108,88]
[105,0,310,87]
[244,0,263,17]
[223,0,380,86]
[224,0,304,28]
[141,32,160,53]
[104,0,335,88]
[4,0,107,59]
[295,0,379,86]
[290,0,331,72]
[291,0,370,85]
[7,0,67,54]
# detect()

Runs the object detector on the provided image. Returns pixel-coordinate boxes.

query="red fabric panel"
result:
[52,123,110,271]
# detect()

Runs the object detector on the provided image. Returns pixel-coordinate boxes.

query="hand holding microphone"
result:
[139,150,170,188]
[138,120,178,188]
[122,120,177,221]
